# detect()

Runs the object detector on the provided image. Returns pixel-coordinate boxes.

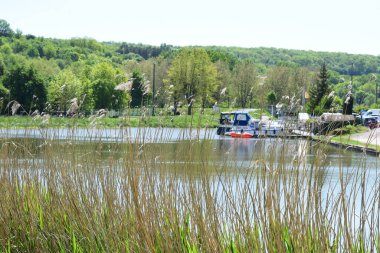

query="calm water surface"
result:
[1,127,378,187]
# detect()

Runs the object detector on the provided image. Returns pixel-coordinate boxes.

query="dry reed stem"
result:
[0,125,378,252]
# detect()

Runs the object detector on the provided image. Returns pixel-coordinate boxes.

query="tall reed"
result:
[0,123,378,252]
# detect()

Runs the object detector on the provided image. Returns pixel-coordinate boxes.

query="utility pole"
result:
[152,63,156,116]
[349,62,354,102]
[370,73,378,104]
[350,62,354,86]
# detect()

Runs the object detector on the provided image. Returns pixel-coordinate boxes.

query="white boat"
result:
[216,110,284,137]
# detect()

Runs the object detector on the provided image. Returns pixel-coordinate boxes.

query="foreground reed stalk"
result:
[0,125,379,252]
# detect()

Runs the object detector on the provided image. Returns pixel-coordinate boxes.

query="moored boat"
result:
[216,109,284,138]
[230,131,255,138]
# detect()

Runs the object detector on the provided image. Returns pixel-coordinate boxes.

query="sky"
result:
[1,0,379,56]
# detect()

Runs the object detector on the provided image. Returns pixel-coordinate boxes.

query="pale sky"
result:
[1,0,379,56]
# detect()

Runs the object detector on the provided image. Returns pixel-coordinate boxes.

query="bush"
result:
[330,124,366,135]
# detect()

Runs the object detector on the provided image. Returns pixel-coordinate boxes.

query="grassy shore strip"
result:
[0,114,220,129]
[306,125,380,155]
[330,135,380,155]
[316,133,380,156]
[0,109,272,129]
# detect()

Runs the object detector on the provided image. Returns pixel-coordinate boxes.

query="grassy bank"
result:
[0,113,219,129]
[322,125,380,152]
[330,135,380,152]
[0,108,271,129]
[0,127,378,252]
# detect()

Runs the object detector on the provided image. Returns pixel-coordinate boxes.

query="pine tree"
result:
[307,62,332,115]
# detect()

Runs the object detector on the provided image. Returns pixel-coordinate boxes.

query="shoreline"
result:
[1,114,379,156]
[328,139,380,156]
[317,128,380,157]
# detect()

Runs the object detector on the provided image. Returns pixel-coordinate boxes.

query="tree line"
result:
[0,19,379,116]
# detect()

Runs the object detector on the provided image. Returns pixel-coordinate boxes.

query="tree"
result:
[307,62,332,115]
[90,62,128,110]
[29,58,60,81]
[43,43,57,59]
[167,48,217,115]
[0,84,9,112]
[135,58,171,108]
[266,90,277,115]
[0,19,13,37]
[130,69,146,107]
[3,64,47,113]
[290,67,310,105]
[232,60,258,108]
[47,70,83,113]
[0,54,5,77]
[266,66,291,104]
[214,60,231,107]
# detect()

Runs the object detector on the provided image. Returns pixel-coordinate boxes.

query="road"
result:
[349,128,380,145]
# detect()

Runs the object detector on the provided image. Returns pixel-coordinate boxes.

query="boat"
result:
[216,109,284,137]
[216,109,256,136]
[230,131,255,138]
[216,111,235,135]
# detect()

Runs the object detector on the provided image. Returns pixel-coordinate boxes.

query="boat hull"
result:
[230,132,255,138]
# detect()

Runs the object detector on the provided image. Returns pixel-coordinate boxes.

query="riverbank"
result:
[2,114,380,156]
[326,128,380,156]
[0,113,220,129]
[292,126,380,156]
[0,108,272,129]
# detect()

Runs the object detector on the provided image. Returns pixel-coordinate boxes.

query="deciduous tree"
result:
[90,63,128,110]
[232,60,258,108]
[214,60,231,107]
[266,66,291,104]
[47,70,83,113]
[3,64,47,113]
[167,48,217,115]
[0,19,13,37]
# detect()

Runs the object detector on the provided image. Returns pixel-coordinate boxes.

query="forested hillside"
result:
[0,19,379,116]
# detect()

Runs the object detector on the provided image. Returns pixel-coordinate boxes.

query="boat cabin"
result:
[234,112,251,126]
[217,111,255,135]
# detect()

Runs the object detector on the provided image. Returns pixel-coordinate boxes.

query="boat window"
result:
[236,114,247,121]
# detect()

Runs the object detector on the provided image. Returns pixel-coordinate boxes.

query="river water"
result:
[1,126,378,168]
[1,127,379,189]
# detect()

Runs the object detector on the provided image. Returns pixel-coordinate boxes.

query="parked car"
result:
[368,120,380,129]
[361,109,380,126]
[363,116,379,126]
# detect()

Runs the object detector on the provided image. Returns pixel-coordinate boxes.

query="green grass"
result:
[0,107,272,129]
[312,124,380,152]
[330,135,380,152]
[330,125,368,135]
[324,125,379,151]
[0,112,220,129]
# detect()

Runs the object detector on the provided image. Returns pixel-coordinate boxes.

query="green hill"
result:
[0,18,379,115]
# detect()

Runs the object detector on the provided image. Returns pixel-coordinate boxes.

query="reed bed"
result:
[0,125,379,252]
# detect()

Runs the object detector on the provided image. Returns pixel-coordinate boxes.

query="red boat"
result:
[230,132,255,138]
